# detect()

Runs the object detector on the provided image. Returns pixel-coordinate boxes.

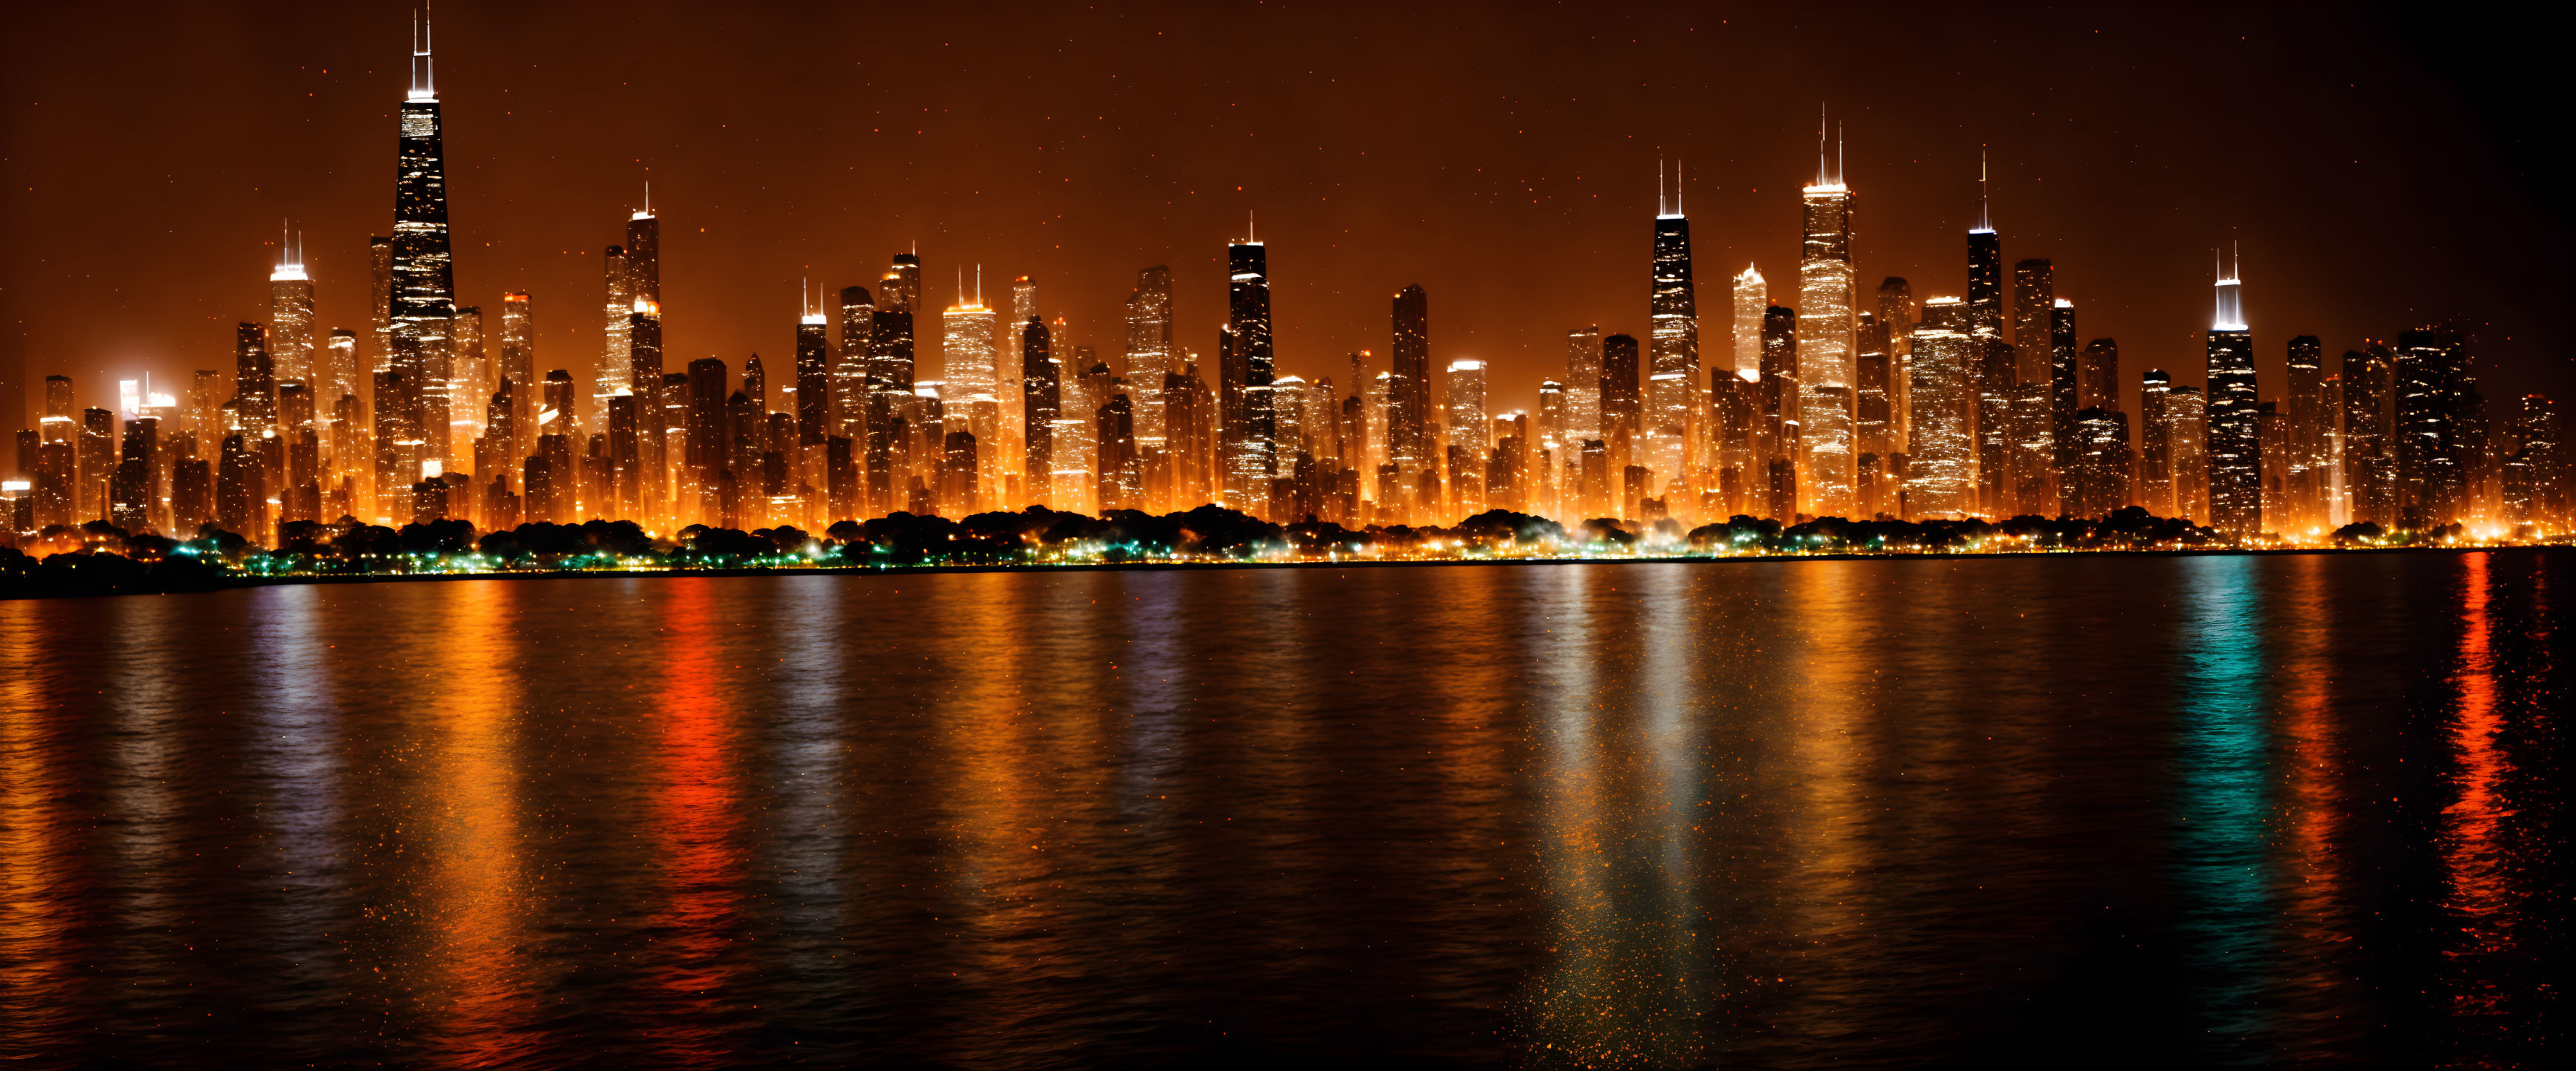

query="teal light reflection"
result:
[2170,556,2276,1058]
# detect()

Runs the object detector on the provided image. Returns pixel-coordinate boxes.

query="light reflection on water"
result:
[0,551,2565,1067]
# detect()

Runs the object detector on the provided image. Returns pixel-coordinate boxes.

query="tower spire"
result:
[1818,105,1829,186]
[408,6,436,102]
[1676,160,1682,214]
[1659,157,1667,216]
[1973,149,1993,233]
[1248,210,1256,243]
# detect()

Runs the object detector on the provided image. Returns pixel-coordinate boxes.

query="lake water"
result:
[0,551,2563,1068]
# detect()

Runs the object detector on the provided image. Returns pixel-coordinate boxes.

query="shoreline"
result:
[10,543,2562,602]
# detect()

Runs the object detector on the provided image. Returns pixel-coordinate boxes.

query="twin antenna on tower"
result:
[1657,159,1683,217]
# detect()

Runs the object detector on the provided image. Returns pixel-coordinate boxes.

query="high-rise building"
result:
[269,228,315,388]
[1564,325,1602,447]
[2395,322,2474,527]
[232,321,277,428]
[1758,306,1797,479]
[1228,236,1276,514]
[1601,333,1642,510]
[2505,394,2562,525]
[835,286,874,441]
[499,292,537,442]
[1126,266,1174,451]
[1022,317,1058,505]
[2080,338,2121,413]
[1877,277,1914,454]
[1446,358,1488,473]
[797,295,831,453]
[2049,300,2080,511]
[1798,134,1856,517]
[2139,370,2174,516]
[1907,298,1974,517]
[391,12,457,471]
[2010,260,2053,381]
[369,236,394,376]
[600,244,631,412]
[2205,253,2261,537]
[1966,157,2002,336]
[2341,344,2398,525]
[942,272,1000,494]
[1731,266,1766,381]
[1389,284,1432,516]
[1651,161,1702,502]
[2284,334,2327,534]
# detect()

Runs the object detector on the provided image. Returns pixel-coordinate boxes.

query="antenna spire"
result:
[1677,160,1682,214]
[1659,157,1667,215]
[1974,148,1993,232]
[1248,210,1256,243]
[1818,105,1828,186]
[1837,122,1845,186]
[407,5,436,101]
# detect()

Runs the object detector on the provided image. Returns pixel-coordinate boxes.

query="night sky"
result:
[2,1,2565,426]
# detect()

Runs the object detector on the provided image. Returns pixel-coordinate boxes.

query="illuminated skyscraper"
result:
[1966,156,2002,336]
[2049,300,2080,511]
[269,226,315,387]
[2139,370,2174,516]
[1228,235,1276,513]
[1446,358,1488,463]
[835,286,874,441]
[1600,333,1641,508]
[1798,129,1855,516]
[499,292,537,442]
[626,200,661,314]
[391,11,456,470]
[1731,265,1765,381]
[2080,338,2120,413]
[2395,322,2473,526]
[235,322,276,427]
[323,329,358,417]
[2169,384,2209,522]
[1758,306,1797,476]
[369,236,393,375]
[798,291,831,453]
[2341,344,2397,525]
[2205,252,2261,537]
[1126,266,1173,449]
[942,272,1000,492]
[1563,325,1602,446]
[1877,277,1914,451]
[2284,334,2327,533]
[1022,317,1058,503]
[1907,298,1974,517]
[1389,284,1431,511]
[1650,161,1702,499]
[599,244,631,412]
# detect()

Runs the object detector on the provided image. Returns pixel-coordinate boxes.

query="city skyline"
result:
[2,4,2566,431]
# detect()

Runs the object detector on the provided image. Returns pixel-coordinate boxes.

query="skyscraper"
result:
[2395,323,2473,526]
[2169,384,2209,522]
[2284,334,2326,533]
[1022,317,1058,503]
[1798,130,1856,516]
[2139,370,2174,516]
[2049,300,2080,511]
[1966,157,2002,336]
[499,292,537,442]
[1228,235,1276,514]
[1126,266,1174,451]
[600,244,631,413]
[1758,306,1797,479]
[235,322,276,427]
[369,236,393,376]
[1600,334,1641,511]
[1389,284,1431,514]
[269,227,315,388]
[2205,252,2261,537]
[1907,298,1974,518]
[835,286,874,442]
[1650,160,1702,501]
[797,292,831,454]
[390,12,456,471]
[1877,277,1914,456]
[1564,325,1602,447]
[1731,266,1766,381]
[2341,344,2397,525]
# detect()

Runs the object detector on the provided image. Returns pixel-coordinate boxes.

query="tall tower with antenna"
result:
[269,223,317,389]
[2205,244,2262,536]
[1964,151,2002,336]
[390,7,457,474]
[1800,114,1858,516]
[1227,221,1275,514]
[1648,158,1701,506]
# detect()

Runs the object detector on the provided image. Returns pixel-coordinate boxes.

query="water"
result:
[1,551,2563,1068]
